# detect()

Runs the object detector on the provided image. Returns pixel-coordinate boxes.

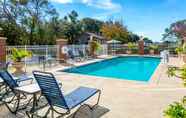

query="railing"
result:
[6,45,59,72]
[6,44,177,64]
[6,44,108,72]
[6,44,108,64]
[6,45,59,64]
[107,43,178,55]
[7,45,58,56]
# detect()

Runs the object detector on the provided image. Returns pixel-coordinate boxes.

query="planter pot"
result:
[150,50,155,55]
[90,51,97,58]
[92,54,97,58]
[12,62,24,75]
[126,50,132,54]
[183,54,186,63]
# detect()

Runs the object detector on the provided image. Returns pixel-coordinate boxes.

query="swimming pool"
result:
[63,56,161,82]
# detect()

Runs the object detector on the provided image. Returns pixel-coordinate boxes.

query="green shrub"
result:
[175,47,183,55]
[167,66,186,87]
[182,43,186,54]
[89,40,101,56]
[164,102,186,118]
[127,42,136,50]
[149,44,158,51]
[174,43,186,55]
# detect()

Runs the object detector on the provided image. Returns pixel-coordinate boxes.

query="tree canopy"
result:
[0,0,143,45]
[59,10,83,44]
[143,37,153,43]
[101,20,129,43]
[163,19,186,43]
[81,18,104,33]
[128,33,140,43]
[0,0,58,45]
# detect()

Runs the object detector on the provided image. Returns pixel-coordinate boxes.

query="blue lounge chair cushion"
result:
[0,70,19,89]
[64,87,99,109]
[33,71,100,111]
[15,74,33,83]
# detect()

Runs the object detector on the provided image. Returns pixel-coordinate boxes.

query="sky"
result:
[50,0,186,42]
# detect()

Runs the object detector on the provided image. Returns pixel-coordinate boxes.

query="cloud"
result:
[51,0,122,11]
[93,11,121,20]
[51,0,73,4]
[82,0,122,11]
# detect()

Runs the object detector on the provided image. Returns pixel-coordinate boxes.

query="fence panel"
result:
[65,44,108,56]
[6,45,59,64]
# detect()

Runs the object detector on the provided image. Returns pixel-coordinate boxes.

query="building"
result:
[76,32,107,44]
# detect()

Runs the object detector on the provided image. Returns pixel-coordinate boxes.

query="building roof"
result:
[107,40,121,44]
[85,32,105,40]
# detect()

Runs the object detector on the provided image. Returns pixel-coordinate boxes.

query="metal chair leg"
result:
[73,90,101,118]
[51,108,54,118]
[52,108,70,118]
[43,107,51,118]
[92,90,101,109]
[4,94,20,114]
[73,104,93,118]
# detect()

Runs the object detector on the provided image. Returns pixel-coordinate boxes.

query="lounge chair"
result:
[85,48,93,59]
[0,63,33,103]
[78,49,87,61]
[65,50,81,66]
[0,61,11,70]
[31,71,101,118]
[0,70,33,114]
[67,50,81,62]
[0,61,33,83]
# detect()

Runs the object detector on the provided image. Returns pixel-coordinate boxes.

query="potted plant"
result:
[126,42,136,54]
[175,46,183,58]
[89,40,101,58]
[149,44,158,55]
[11,48,32,75]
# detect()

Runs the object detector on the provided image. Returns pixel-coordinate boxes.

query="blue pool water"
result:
[63,56,161,82]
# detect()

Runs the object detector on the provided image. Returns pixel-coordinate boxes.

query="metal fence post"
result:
[24,45,27,73]
[46,45,48,58]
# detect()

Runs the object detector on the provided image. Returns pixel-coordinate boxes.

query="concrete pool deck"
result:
[1,56,186,118]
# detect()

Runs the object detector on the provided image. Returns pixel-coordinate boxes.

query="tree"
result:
[81,18,103,33]
[128,33,140,42]
[143,37,153,43]
[0,0,58,45]
[43,16,62,44]
[163,20,186,43]
[0,1,134,45]
[101,20,129,43]
[20,0,57,44]
[60,10,83,44]
[0,0,28,45]
[0,20,28,45]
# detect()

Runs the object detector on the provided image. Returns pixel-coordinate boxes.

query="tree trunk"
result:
[29,20,35,44]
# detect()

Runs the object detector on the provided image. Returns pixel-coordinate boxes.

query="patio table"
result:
[14,81,62,117]
[0,80,6,101]
[0,77,21,100]
[14,84,41,114]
